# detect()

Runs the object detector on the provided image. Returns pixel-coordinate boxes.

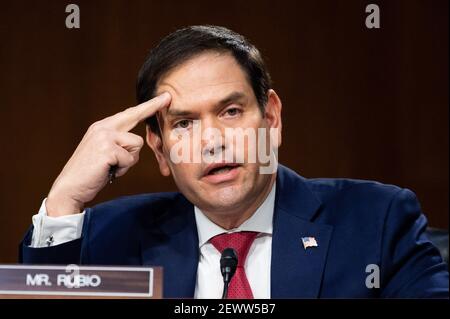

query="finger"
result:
[114,132,144,155]
[107,92,171,132]
[108,145,137,178]
[113,145,139,178]
[114,166,130,178]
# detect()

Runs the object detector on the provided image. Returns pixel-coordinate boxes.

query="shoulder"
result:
[306,176,406,203]
[279,164,419,224]
[80,192,192,263]
[90,192,182,212]
[85,192,189,227]
[280,164,408,203]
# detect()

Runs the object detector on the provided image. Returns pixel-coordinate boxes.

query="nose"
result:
[203,143,225,158]
[201,117,228,161]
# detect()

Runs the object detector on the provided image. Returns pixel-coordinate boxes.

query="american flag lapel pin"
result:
[301,236,318,250]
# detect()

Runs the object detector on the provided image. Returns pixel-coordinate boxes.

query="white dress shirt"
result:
[194,183,275,299]
[30,183,276,299]
[31,198,85,248]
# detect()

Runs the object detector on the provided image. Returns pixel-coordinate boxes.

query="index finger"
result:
[109,92,171,132]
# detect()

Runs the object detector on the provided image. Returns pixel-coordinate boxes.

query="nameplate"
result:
[0,265,162,298]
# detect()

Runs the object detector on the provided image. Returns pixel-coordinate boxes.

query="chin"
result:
[200,184,250,211]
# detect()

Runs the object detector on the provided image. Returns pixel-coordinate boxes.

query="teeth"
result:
[210,166,234,175]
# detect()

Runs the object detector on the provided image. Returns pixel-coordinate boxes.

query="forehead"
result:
[155,52,254,111]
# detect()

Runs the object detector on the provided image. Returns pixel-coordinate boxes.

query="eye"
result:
[223,107,242,118]
[174,119,192,129]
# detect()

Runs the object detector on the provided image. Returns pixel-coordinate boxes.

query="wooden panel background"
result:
[0,0,448,262]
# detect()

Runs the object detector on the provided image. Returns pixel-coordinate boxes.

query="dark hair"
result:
[136,25,272,135]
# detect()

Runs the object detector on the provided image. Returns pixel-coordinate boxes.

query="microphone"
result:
[220,248,238,299]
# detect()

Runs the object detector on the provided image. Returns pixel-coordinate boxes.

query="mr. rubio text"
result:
[26,273,101,288]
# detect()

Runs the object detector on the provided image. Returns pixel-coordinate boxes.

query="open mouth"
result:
[202,163,242,184]
[204,163,241,176]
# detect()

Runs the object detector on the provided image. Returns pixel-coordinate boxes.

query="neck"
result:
[202,174,276,230]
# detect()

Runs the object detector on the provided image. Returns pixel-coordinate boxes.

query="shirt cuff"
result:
[30,198,85,248]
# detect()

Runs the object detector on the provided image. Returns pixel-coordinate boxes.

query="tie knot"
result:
[209,231,259,267]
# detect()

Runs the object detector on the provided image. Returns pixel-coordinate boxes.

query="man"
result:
[20,25,448,298]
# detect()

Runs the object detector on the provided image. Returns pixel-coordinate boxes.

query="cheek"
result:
[169,165,193,192]
[246,118,267,150]
[170,162,199,184]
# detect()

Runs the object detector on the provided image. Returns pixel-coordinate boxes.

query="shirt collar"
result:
[194,182,276,248]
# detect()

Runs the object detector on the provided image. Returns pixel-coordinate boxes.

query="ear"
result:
[264,89,282,148]
[146,125,171,176]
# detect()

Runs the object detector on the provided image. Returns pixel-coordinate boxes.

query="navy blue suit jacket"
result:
[20,165,448,298]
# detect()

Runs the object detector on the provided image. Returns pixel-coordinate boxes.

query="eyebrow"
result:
[217,91,247,107]
[165,91,247,119]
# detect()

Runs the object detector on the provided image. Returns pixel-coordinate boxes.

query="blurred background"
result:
[0,0,448,262]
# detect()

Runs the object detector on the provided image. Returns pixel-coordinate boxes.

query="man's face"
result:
[148,51,281,215]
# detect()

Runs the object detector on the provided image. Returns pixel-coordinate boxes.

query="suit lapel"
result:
[138,165,333,298]
[140,194,199,298]
[271,165,333,298]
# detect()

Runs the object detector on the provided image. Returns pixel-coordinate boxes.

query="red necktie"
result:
[209,231,258,299]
